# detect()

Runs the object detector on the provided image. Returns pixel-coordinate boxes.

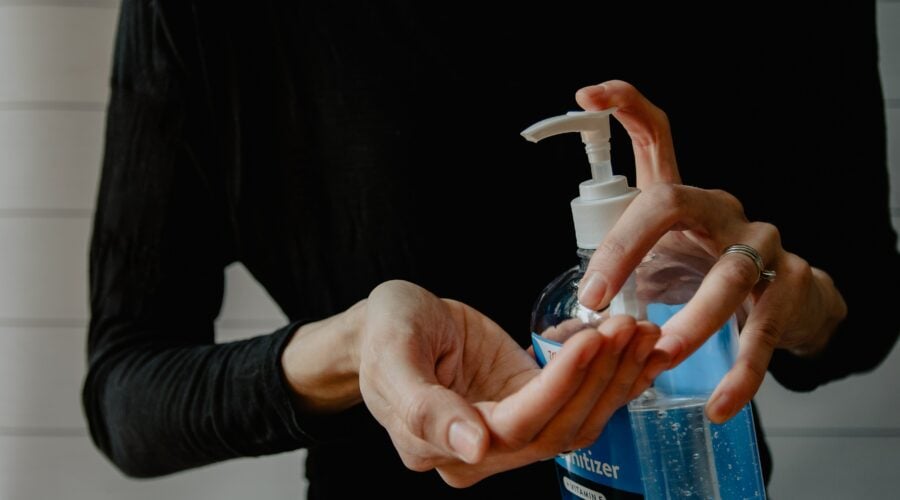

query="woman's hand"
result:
[573,80,848,423]
[282,279,663,487]
[356,280,662,487]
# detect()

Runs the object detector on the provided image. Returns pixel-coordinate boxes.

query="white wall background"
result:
[0,1,896,499]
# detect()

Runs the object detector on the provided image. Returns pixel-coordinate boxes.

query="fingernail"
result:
[601,323,632,357]
[655,335,683,361]
[707,393,733,424]
[578,272,606,310]
[449,421,483,464]
[592,83,608,95]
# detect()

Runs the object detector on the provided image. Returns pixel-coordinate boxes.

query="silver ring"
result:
[721,244,776,283]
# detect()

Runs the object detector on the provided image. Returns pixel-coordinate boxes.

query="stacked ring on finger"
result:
[721,244,777,283]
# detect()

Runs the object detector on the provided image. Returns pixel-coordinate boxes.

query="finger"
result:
[538,317,593,344]
[627,349,674,401]
[484,328,607,449]
[396,382,489,464]
[657,222,782,366]
[368,391,466,472]
[575,80,681,186]
[371,338,490,464]
[435,439,549,489]
[573,320,662,447]
[706,256,801,423]
[535,316,639,449]
[578,184,738,310]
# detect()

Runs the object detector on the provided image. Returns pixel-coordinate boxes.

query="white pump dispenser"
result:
[521,110,638,249]
[525,109,648,498]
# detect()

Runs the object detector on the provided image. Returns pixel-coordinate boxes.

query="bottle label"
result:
[532,333,645,498]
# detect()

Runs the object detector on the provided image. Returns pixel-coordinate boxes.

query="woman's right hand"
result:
[574,81,847,424]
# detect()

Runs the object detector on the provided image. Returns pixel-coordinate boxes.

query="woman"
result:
[84,2,898,497]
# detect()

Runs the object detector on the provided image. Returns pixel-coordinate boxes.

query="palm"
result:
[436,300,541,405]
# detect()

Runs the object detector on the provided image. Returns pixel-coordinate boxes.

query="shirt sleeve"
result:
[765,2,900,391]
[82,0,312,477]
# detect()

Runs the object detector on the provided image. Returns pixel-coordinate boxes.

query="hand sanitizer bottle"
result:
[522,111,766,500]
[524,110,645,500]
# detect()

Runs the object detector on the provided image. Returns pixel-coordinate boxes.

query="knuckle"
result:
[749,221,781,248]
[644,182,684,211]
[609,79,637,96]
[784,253,812,285]
[709,189,746,218]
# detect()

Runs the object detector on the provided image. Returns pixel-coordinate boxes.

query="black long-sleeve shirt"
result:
[83,1,899,498]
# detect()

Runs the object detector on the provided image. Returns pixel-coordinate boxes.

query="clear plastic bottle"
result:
[523,111,766,500]
[628,300,766,500]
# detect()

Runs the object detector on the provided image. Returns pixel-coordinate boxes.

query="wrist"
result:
[281,299,367,413]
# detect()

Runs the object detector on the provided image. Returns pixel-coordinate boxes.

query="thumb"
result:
[575,80,681,187]
[400,383,488,464]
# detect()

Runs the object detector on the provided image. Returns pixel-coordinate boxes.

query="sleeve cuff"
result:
[267,320,376,447]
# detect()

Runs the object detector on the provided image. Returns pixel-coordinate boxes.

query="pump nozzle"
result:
[521,108,638,249]
[521,109,616,182]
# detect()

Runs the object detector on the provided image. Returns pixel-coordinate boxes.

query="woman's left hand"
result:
[574,81,848,423]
